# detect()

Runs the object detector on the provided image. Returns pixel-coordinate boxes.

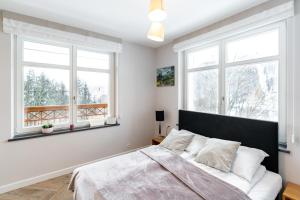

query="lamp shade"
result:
[148,0,166,22]
[147,22,165,42]
[156,110,164,121]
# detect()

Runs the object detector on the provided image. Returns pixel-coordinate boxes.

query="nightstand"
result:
[152,136,165,145]
[283,182,300,200]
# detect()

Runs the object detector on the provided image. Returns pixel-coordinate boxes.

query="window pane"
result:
[77,71,109,123]
[23,67,70,127]
[226,29,279,63]
[225,61,278,121]
[23,41,70,66]
[187,69,218,113]
[77,49,110,69]
[187,45,219,69]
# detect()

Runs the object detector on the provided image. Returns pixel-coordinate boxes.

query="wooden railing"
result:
[77,104,108,120]
[24,104,108,127]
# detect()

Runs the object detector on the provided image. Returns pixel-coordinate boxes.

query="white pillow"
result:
[159,129,194,151]
[249,165,266,189]
[195,138,240,172]
[183,130,208,155]
[231,146,269,182]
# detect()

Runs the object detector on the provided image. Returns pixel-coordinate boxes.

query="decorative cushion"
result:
[183,130,208,155]
[195,138,240,172]
[159,129,194,151]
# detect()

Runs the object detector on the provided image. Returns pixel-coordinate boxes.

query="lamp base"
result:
[158,122,162,136]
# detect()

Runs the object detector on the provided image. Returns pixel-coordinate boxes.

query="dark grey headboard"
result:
[178,110,278,173]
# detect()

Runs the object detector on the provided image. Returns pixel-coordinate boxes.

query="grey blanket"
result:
[69,146,251,200]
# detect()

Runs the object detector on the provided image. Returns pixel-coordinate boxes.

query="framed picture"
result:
[156,66,175,87]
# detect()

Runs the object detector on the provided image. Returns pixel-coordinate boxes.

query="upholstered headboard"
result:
[178,110,279,173]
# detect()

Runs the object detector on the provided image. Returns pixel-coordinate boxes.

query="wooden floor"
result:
[0,174,73,200]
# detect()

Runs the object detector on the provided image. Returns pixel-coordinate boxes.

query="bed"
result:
[69,110,282,200]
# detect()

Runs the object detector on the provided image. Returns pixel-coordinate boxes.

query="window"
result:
[76,49,113,123]
[16,37,115,133]
[186,44,219,113]
[225,61,278,121]
[184,22,286,143]
[224,28,280,121]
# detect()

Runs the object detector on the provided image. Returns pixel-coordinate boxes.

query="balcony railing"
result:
[24,104,108,127]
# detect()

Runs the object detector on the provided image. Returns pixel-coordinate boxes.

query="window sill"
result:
[8,123,120,142]
[278,142,290,154]
[278,147,290,154]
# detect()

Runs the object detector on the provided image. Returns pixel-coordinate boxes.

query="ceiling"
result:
[0,0,270,48]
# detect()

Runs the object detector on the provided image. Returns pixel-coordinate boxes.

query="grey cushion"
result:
[195,138,240,172]
[184,131,208,155]
[159,129,194,151]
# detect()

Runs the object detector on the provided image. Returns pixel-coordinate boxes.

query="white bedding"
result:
[71,148,282,200]
[248,171,282,200]
[188,160,265,194]
[179,151,282,200]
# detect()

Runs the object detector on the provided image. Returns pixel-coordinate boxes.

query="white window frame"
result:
[15,36,116,134]
[182,21,287,142]
[184,42,221,114]
[72,46,115,127]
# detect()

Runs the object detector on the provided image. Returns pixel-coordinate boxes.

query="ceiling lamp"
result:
[148,0,167,22]
[147,22,165,42]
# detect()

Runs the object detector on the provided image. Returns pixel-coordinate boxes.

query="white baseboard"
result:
[0,146,149,194]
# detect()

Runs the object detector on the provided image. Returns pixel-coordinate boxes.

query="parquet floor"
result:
[0,174,73,200]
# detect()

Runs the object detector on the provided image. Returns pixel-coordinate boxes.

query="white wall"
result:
[154,0,300,185]
[0,33,156,189]
[155,43,178,136]
[278,0,300,184]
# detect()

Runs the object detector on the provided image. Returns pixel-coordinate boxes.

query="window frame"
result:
[184,42,221,114]
[15,36,116,134]
[72,45,115,126]
[182,21,287,141]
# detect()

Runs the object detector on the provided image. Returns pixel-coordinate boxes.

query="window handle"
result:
[221,96,225,105]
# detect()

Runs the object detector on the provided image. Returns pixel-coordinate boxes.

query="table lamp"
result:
[156,110,164,136]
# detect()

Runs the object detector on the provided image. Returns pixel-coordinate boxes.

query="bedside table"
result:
[152,136,165,145]
[283,182,300,200]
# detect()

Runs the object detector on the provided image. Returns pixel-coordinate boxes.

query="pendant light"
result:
[147,22,165,42]
[148,0,167,22]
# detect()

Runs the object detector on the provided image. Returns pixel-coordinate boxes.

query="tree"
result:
[77,79,93,104]
[191,70,218,113]
[24,70,70,106]
[226,63,278,121]
[56,83,69,105]
[24,70,36,106]
[24,70,104,107]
